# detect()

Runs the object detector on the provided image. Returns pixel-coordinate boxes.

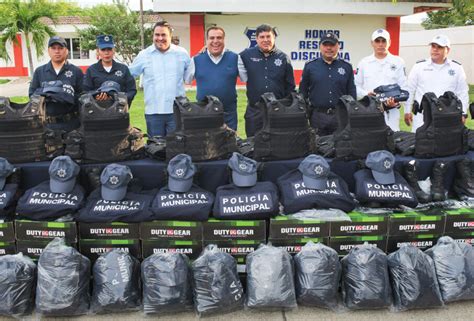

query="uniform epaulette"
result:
[452,60,462,65]
[416,59,426,64]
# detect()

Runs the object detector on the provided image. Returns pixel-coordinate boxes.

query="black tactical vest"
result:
[354,169,418,208]
[213,181,279,220]
[334,95,394,160]
[16,181,85,220]
[166,96,237,161]
[151,185,214,221]
[77,93,144,163]
[0,96,47,163]
[415,91,468,158]
[277,169,355,214]
[76,188,155,223]
[254,92,315,161]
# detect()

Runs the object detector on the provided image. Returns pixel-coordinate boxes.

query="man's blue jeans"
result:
[145,113,176,137]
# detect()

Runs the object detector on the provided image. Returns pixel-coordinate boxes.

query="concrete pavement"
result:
[0,77,30,97]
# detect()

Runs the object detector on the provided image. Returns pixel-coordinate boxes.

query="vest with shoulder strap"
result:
[0,96,47,163]
[254,92,314,161]
[333,95,394,160]
[166,95,237,161]
[76,93,144,163]
[415,91,467,158]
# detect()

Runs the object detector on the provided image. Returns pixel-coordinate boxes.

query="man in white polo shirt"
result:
[404,34,469,132]
[355,28,407,131]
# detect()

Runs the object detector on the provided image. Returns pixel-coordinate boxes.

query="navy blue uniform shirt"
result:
[29,61,84,98]
[240,46,295,107]
[83,60,137,106]
[299,58,356,110]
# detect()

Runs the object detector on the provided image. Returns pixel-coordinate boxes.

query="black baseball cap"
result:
[48,36,67,48]
[320,32,339,45]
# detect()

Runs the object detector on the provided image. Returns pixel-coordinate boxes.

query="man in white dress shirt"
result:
[355,28,407,131]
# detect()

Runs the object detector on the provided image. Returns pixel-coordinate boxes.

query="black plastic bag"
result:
[0,253,36,317]
[246,244,297,310]
[388,245,443,311]
[142,252,193,315]
[425,236,474,302]
[36,238,90,316]
[341,243,391,310]
[192,244,244,316]
[294,242,340,309]
[92,249,141,313]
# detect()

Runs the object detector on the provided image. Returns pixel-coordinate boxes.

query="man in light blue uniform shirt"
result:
[129,21,190,137]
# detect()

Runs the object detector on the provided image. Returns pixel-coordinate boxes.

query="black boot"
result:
[403,160,431,203]
[431,160,448,202]
[453,158,474,199]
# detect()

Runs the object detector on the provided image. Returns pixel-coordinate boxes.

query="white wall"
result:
[400,25,474,84]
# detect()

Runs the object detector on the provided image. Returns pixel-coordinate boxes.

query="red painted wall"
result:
[386,17,401,55]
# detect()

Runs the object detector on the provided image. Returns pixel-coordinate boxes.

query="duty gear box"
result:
[386,234,442,253]
[0,241,16,255]
[141,239,202,260]
[202,239,262,266]
[0,221,15,242]
[443,208,474,235]
[269,215,329,239]
[330,212,389,237]
[15,220,77,242]
[140,221,202,240]
[16,239,77,260]
[203,219,266,241]
[79,222,140,239]
[445,232,474,246]
[270,237,330,255]
[388,210,446,236]
[329,235,387,256]
[79,239,141,261]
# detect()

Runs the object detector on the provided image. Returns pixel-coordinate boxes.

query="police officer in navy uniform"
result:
[83,35,137,106]
[29,36,84,122]
[299,32,356,135]
[239,24,295,137]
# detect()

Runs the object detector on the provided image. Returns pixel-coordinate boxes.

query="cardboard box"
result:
[140,221,202,240]
[386,234,441,253]
[388,210,446,236]
[0,221,15,242]
[329,236,387,256]
[0,241,16,255]
[270,237,330,255]
[79,239,141,261]
[443,208,474,235]
[330,212,388,237]
[203,219,266,241]
[141,239,202,260]
[445,232,474,246]
[15,220,77,242]
[16,239,77,260]
[202,239,263,265]
[79,222,140,239]
[269,216,329,239]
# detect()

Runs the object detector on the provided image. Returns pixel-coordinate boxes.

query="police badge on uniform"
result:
[390,64,396,71]
[274,58,282,67]
[448,69,455,76]
[65,70,73,78]
[338,67,346,75]
[115,70,123,77]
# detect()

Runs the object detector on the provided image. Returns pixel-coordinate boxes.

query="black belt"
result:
[46,112,78,124]
[314,107,335,115]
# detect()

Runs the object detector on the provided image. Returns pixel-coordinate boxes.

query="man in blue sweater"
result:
[185,26,245,131]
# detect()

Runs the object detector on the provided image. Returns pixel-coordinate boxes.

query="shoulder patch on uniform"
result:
[452,60,462,65]
[416,59,426,64]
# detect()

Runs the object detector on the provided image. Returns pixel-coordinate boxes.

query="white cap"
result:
[371,29,390,41]
[430,34,450,48]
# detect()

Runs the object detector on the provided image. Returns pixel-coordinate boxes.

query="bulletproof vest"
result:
[277,169,355,214]
[0,184,18,220]
[151,185,214,221]
[354,169,418,208]
[77,93,144,163]
[213,181,279,220]
[76,188,154,223]
[393,131,415,156]
[16,181,85,220]
[166,96,237,161]
[415,91,468,158]
[0,96,47,163]
[254,92,315,161]
[334,95,394,160]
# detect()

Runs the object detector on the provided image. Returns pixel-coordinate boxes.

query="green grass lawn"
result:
[9,84,474,138]
[0,79,10,85]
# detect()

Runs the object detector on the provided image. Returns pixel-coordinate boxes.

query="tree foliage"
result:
[77,0,153,64]
[422,0,474,29]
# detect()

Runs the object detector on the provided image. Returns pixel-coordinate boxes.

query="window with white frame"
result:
[65,38,89,60]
